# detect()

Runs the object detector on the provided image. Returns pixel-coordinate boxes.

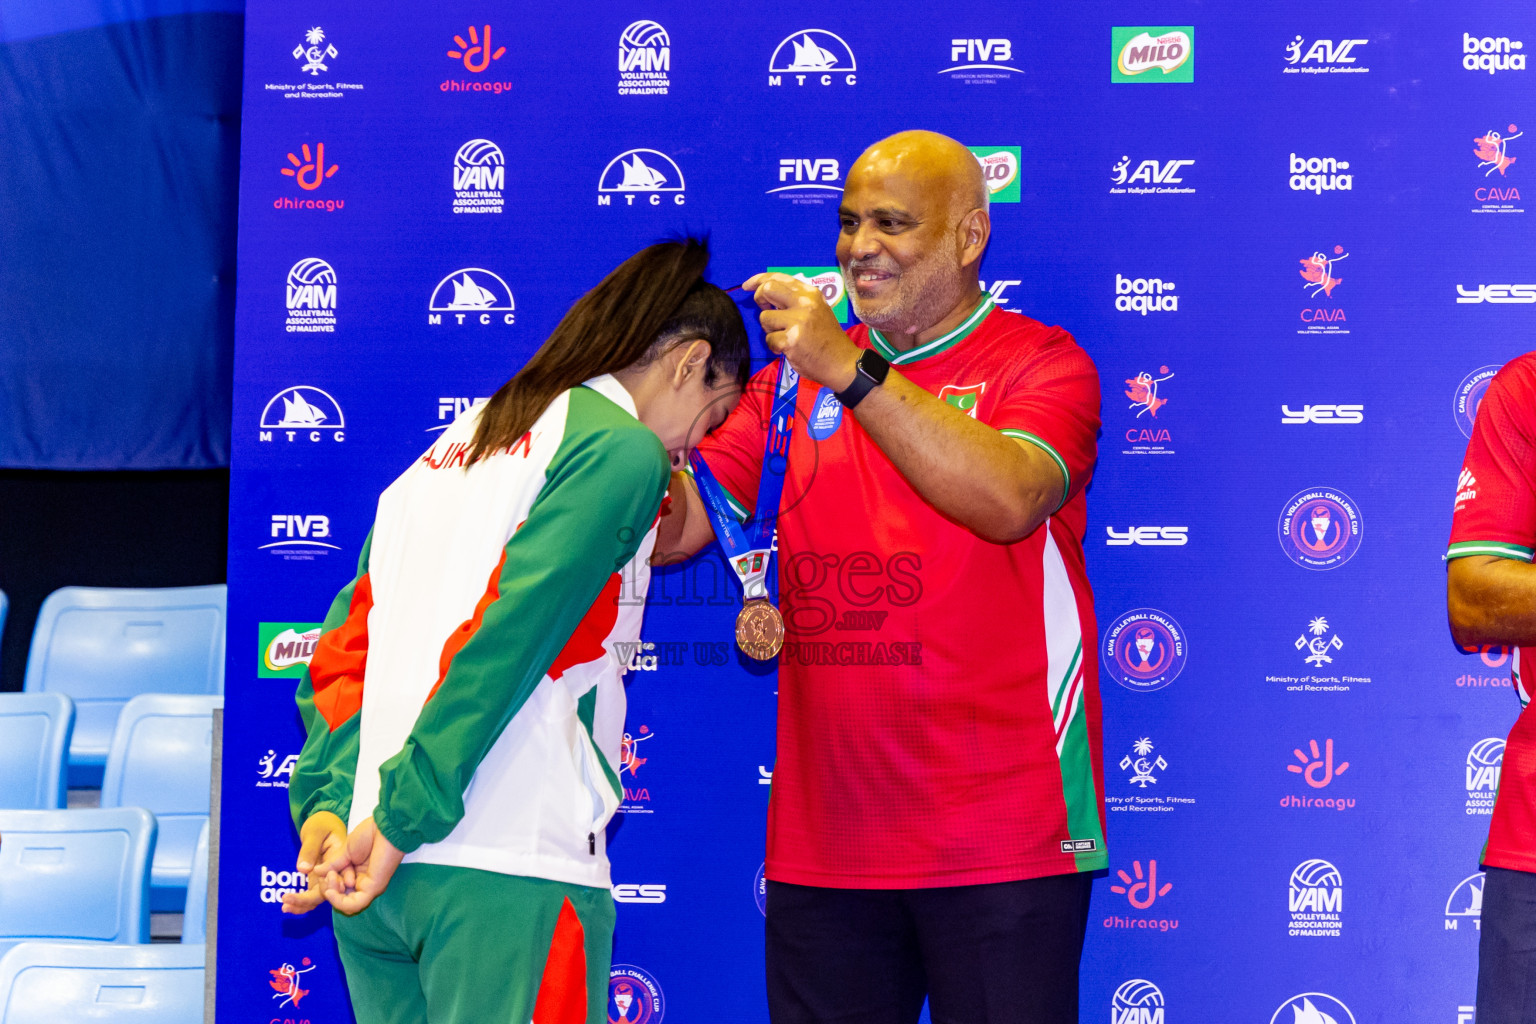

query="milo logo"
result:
[259,622,323,678]
[968,146,1021,202]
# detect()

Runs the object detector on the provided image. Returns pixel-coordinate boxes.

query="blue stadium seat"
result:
[23,585,225,787]
[0,941,204,1024]
[0,693,73,810]
[101,695,220,912]
[0,808,154,954]
[0,589,8,663]
[181,821,210,945]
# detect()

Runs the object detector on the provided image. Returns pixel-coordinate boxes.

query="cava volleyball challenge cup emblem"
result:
[1278,488,1363,570]
[1102,608,1188,692]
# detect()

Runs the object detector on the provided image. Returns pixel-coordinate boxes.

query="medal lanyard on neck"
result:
[689,358,799,601]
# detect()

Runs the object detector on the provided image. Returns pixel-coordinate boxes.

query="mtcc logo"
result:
[769,29,856,86]
[1289,153,1353,194]
[1454,365,1501,437]
[428,269,515,325]
[1110,156,1196,194]
[1115,275,1178,314]
[1103,608,1188,692]
[1464,33,1526,73]
[452,139,504,214]
[1270,994,1355,1024]
[285,258,336,333]
[1284,36,1369,73]
[1110,859,1171,910]
[259,386,344,443]
[1465,737,1504,815]
[618,20,670,95]
[968,146,1020,202]
[1446,871,1485,930]
[1289,859,1343,937]
[609,964,664,1023]
[1289,739,1349,789]
[598,150,686,206]
[1277,488,1363,571]
[1111,979,1165,1024]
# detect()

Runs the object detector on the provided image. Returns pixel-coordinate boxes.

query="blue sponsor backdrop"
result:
[223,3,1534,1021]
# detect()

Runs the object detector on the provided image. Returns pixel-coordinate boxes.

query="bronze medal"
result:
[735,599,785,661]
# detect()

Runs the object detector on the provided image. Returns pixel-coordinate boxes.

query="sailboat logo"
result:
[428,269,515,312]
[1446,871,1486,924]
[259,387,345,439]
[769,29,856,74]
[598,149,687,194]
[1269,994,1355,1024]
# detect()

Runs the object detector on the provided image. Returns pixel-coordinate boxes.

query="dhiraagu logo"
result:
[967,146,1020,202]
[259,622,322,678]
[768,266,849,323]
[1113,27,1194,83]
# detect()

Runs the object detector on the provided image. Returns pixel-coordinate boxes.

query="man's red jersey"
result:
[1448,353,1536,873]
[695,296,1106,888]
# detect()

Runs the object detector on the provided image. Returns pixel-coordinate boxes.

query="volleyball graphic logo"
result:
[1110,978,1165,1023]
[618,21,670,95]
[621,20,669,55]
[1270,993,1355,1024]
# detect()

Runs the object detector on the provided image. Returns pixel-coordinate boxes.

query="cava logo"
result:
[768,29,857,87]
[268,957,315,1010]
[1278,488,1363,571]
[258,386,344,443]
[1122,366,1174,454]
[767,266,849,323]
[262,514,337,561]
[1289,859,1343,936]
[609,964,665,1024]
[443,25,510,94]
[618,20,670,95]
[1454,365,1501,437]
[1116,275,1178,314]
[771,158,841,205]
[612,883,667,904]
[1110,157,1196,194]
[1107,527,1187,547]
[1289,154,1353,194]
[1271,994,1355,1024]
[754,862,767,915]
[452,139,503,214]
[968,146,1021,202]
[1457,283,1536,303]
[618,725,655,812]
[942,37,1020,82]
[1298,246,1349,334]
[1446,872,1485,930]
[1465,737,1504,815]
[293,26,338,76]
[259,622,322,677]
[1473,125,1524,213]
[1282,405,1363,424]
[1103,609,1187,692]
[285,259,336,333]
[428,269,515,325]
[256,749,297,789]
[1464,33,1526,74]
[1112,27,1193,83]
[1284,36,1370,73]
[1111,979,1166,1024]
[598,150,686,206]
[432,396,488,433]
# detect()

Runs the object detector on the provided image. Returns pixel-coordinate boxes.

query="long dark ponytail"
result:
[466,237,747,466]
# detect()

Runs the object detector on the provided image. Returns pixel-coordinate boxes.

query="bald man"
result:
[659,131,1104,1024]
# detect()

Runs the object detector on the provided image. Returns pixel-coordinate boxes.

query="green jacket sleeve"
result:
[289,530,374,831]
[372,404,669,853]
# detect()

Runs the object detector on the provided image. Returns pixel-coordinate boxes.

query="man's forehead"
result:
[839,169,933,217]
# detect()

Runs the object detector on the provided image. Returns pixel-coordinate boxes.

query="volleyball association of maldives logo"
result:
[1288,859,1343,937]
[768,29,857,87]
[285,258,336,333]
[608,964,664,1023]
[1270,993,1355,1024]
[1277,488,1363,570]
[1466,737,1504,815]
[598,150,687,206]
[1454,364,1501,437]
[1103,608,1187,692]
[452,139,503,214]
[1110,979,1165,1023]
[618,20,670,95]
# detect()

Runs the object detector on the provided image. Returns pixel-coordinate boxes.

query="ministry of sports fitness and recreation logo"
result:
[443,24,510,94]
[257,749,297,789]
[1284,35,1370,74]
[1289,153,1354,194]
[258,622,321,678]
[259,386,345,443]
[262,514,337,561]
[1103,609,1187,692]
[428,269,515,326]
[1121,738,1167,788]
[1122,365,1174,456]
[285,259,336,333]
[619,20,670,95]
[452,140,503,214]
[768,29,856,87]
[1454,365,1502,437]
[1298,246,1349,335]
[766,266,849,323]
[1271,994,1355,1024]
[1115,275,1178,314]
[609,964,664,1023]
[275,143,342,211]
[617,725,654,814]
[1278,488,1363,570]
[1110,156,1196,195]
[1296,616,1344,667]
[1289,859,1343,937]
[1110,979,1166,1023]
[293,26,337,76]
[940,37,1020,83]
[598,150,687,206]
[769,158,842,206]
[1473,124,1524,214]
[968,146,1020,203]
[1112,26,1193,83]
[1463,32,1526,74]
[268,957,315,1009]
[262,26,361,100]
[1446,871,1485,930]
[1465,737,1504,815]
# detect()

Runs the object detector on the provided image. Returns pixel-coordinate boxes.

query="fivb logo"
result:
[1115,275,1178,314]
[285,259,336,333]
[768,29,857,87]
[262,515,337,561]
[1289,154,1353,194]
[618,20,670,95]
[432,396,488,432]
[1271,994,1355,1024]
[969,147,1021,203]
[941,38,1020,81]
[259,386,344,443]
[1289,859,1343,937]
[1457,284,1536,303]
[771,158,841,206]
[428,269,515,325]
[1464,33,1526,74]
[452,140,503,214]
[1282,405,1364,424]
[1106,527,1187,547]
[1111,979,1165,1024]
[1466,737,1504,815]
[1284,36,1370,73]
[1110,156,1196,194]
[598,150,686,206]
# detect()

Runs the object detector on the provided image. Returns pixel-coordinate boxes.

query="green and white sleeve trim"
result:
[683,461,749,520]
[868,295,995,365]
[1000,429,1071,510]
[1446,540,1536,561]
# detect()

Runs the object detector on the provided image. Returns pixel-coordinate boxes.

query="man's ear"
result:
[670,338,712,389]
[958,208,990,269]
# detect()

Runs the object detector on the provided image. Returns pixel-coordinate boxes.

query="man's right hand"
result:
[281,810,353,915]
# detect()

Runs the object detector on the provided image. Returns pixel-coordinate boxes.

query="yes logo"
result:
[1282,405,1364,424]
[968,146,1021,202]
[939,382,985,418]
[447,25,504,72]
[1110,859,1171,909]
[1106,526,1187,547]
[280,143,337,191]
[1289,739,1349,788]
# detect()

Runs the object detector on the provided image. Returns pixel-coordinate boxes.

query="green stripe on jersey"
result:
[1000,429,1071,510]
[683,462,749,520]
[1056,690,1107,872]
[1049,642,1083,720]
[868,295,995,365]
[1447,540,1535,561]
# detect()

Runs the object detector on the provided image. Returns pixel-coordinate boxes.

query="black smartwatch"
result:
[834,349,890,409]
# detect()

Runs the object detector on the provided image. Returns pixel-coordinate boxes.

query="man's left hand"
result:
[742,273,861,390]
